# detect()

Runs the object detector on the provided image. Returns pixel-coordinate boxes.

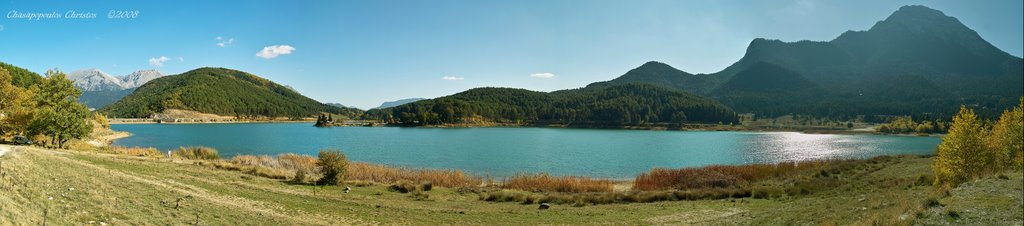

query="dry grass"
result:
[225,154,480,187]
[171,146,219,160]
[231,154,318,174]
[105,146,164,158]
[634,159,839,191]
[347,162,481,188]
[502,173,614,193]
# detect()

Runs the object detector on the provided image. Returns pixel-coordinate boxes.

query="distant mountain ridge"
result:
[598,5,1023,119]
[376,98,425,109]
[67,68,167,109]
[101,67,363,119]
[68,68,165,91]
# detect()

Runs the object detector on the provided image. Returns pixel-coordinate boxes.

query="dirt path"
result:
[0,144,13,157]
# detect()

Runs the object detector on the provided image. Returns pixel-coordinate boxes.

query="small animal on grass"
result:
[538,203,551,210]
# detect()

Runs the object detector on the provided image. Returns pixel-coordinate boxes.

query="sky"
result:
[1,0,1022,109]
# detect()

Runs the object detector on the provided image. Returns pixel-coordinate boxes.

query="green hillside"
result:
[0,62,43,88]
[367,83,738,126]
[80,89,135,109]
[101,67,362,118]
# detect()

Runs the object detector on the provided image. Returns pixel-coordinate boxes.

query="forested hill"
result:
[0,62,43,88]
[366,83,738,126]
[101,67,362,118]
[594,5,1024,119]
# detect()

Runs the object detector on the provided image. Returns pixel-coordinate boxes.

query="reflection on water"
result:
[112,124,941,179]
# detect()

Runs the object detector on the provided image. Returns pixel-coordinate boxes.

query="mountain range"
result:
[591,5,1022,120]
[68,68,164,91]
[67,68,166,108]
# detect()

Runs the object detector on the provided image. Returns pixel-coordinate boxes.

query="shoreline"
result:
[108,119,315,125]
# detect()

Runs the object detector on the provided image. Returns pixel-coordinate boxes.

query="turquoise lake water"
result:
[111,123,941,178]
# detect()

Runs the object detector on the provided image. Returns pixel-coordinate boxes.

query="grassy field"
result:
[0,145,1020,225]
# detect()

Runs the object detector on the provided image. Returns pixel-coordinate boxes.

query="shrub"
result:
[316,150,349,186]
[421,182,432,191]
[388,181,418,193]
[291,169,308,184]
[93,113,110,129]
[172,146,219,160]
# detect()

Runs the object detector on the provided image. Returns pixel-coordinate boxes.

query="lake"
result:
[111,123,941,179]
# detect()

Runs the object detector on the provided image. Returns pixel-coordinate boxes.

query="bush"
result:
[291,169,308,184]
[388,181,418,193]
[316,150,349,186]
[172,146,219,160]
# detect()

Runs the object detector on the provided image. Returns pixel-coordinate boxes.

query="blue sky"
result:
[1,0,1022,109]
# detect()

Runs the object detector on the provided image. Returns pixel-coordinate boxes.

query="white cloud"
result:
[441,76,464,81]
[148,56,170,67]
[530,72,555,79]
[216,37,235,47]
[256,45,295,59]
[177,57,185,62]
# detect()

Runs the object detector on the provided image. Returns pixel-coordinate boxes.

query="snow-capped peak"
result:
[67,68,126,91]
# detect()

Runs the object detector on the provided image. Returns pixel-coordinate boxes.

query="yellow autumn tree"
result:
[0,67,33,136]
[934,106,990,186]
[988,97,1024,169]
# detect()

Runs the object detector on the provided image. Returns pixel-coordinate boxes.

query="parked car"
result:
[12,135,32,145]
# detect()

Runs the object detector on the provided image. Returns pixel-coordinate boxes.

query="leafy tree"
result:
[0,67,34,136]
[933,106,990,186]
[316,150,349,186]
[26,70,91,148]
[988,98,1023,168]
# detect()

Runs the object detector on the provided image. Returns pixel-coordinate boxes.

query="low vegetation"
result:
[347,162,480,188]
[501,173,613,193]
[106,146,163,158]
[876,115,948,134]
[171,146,220,160]
[633,160,833,191]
